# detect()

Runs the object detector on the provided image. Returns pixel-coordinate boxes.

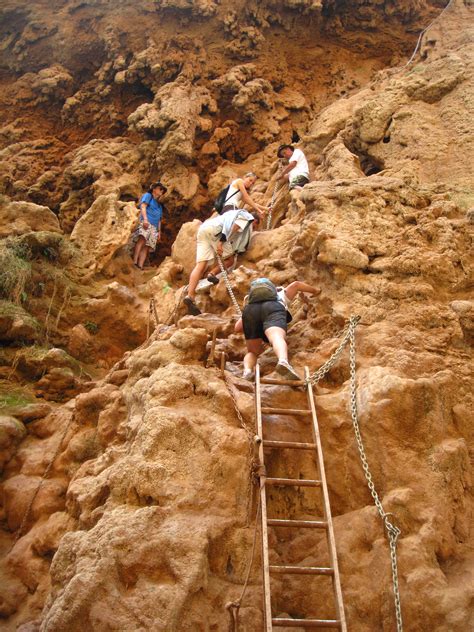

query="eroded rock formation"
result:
[0,1,473,631]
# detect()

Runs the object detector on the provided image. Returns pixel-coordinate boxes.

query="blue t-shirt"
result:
[139,192,163,228]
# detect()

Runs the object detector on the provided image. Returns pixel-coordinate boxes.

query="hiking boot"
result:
[276,359,300,381]
[242,369,255,382]
[207,274,219,285]
[184,296,201,316]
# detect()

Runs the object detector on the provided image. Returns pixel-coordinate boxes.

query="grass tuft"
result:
[0,242,32,304]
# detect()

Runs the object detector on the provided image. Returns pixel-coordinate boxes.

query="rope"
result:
[9,414,76,553]
[166,285,187,326]
[146,298,159,339]
[306,315,403,631]
[221,369,256,525]
[266,166,284,230]
[216,255,242,317]
[405,0,455,66]
[226,494,262,632]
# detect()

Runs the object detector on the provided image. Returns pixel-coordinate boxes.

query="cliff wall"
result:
[0,1,473,631]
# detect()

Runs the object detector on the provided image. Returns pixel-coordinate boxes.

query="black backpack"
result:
[213,185,239,214]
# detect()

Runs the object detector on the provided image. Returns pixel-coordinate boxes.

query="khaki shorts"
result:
[196,224,234,262]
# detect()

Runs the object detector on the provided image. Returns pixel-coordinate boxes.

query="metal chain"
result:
[306,315,403,630]
[305,316,361,385]
[216,255,242,317]
[349,327,403,632]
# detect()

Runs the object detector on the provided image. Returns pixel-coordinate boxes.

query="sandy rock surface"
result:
[0,1,473,631]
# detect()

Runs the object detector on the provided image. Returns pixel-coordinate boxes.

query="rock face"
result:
[0,196,62,238]
[70,193,138,276]
[0,1,473,632]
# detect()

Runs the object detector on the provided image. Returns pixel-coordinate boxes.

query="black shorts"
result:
[242,301,290,342]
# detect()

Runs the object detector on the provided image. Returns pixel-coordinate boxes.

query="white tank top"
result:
[224,179,243,208]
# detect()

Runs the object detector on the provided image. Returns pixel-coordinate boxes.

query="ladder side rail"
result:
[305,367,347,632]
[256,362,273,631]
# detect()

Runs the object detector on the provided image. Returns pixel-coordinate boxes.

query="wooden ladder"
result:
[255,364,347,630]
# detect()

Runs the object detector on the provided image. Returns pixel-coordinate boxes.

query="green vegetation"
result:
[84,321,99,335]
[0,242,32,304]
[0,300,41,332]
[451,190,474,211]
[408,64,425,74]
[0,381,35,413]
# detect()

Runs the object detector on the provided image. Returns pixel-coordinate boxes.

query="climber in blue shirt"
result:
[133,182,167,269]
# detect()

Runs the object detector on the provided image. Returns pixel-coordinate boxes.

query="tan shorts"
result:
[196,224,234,262]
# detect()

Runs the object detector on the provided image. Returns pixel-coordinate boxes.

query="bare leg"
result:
[244,339,263,375]
[264,326,288,362]
[138,244,150,269]
[208,255,234,276]
[265,326,300,379]
[133,236,146,267]
[188,261,209,299]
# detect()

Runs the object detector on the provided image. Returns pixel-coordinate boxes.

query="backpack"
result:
[213,185,238,214]
[248,278,278,303]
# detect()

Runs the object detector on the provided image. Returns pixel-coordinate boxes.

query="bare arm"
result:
[140,202,149,227]
[279,160,297,179]
[236,179,268,213]
[284,281,321,302]
[234,317,243,333]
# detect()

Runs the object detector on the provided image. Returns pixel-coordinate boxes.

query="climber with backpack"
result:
[184,209,260,315]
[211,172,269,217]
[234,278,321,381]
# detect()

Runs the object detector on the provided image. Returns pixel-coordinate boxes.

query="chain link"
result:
[216,255,242,317]
[348,320,403,632]
[305,316,360,385]
[306,315,403,630]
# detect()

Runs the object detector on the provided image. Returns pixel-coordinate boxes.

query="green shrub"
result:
[84,321,99,335]
[0,244,32,304]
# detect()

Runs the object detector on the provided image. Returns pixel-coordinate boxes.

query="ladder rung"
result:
[261,407,311,416]
[272,618,341,628]
[270,565,334,576]
[263,440,316,450]
[267,519,327,529]
[260,377,306,386]
[265,478,321,487]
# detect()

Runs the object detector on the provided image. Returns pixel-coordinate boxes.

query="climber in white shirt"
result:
[277,144,310,190]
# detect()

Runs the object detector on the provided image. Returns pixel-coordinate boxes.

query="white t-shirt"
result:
[277,287,295,309]
[224,179,243,208]
[288,148,309,182]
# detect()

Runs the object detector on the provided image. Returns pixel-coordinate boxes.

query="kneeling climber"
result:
[235,279,321,381]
